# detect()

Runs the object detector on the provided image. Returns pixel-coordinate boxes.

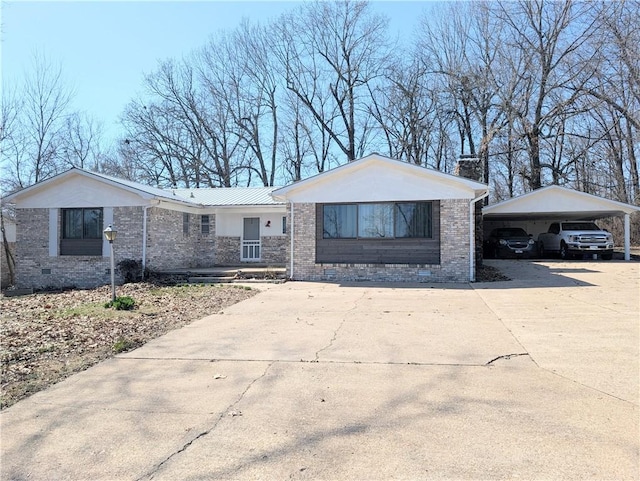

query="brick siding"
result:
[289,199,472,283]
[14,206,218,289]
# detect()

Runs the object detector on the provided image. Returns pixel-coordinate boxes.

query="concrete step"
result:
[188,276,236,284]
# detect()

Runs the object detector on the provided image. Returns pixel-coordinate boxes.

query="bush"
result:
[117,259,144,283]
[104,296,136,310]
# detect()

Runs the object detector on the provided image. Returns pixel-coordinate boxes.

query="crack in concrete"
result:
[138,361,275,480]
[313,291,367,361]
[485,353,529,365]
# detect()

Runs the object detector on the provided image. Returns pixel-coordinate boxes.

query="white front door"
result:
[241,217,261,261]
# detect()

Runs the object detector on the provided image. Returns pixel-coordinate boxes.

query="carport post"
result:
[624,213,630,261]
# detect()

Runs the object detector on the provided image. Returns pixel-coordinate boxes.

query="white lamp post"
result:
[103,224,118,302]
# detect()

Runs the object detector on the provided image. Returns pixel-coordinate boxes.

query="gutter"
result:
[469,192,489,282]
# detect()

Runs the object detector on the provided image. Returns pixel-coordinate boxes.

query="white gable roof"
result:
[484,185,640,220]
[272,154,487,203]
[3,169,284,209]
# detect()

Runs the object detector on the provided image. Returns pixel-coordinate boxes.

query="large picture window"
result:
[323,204,357,238]
[60,208,103,256]
[323,202,432,239]
[395,202,432,238]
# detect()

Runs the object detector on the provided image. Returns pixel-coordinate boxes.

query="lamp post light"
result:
[103,224,118,303]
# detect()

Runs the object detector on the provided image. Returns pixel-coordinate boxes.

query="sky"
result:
[0,0,433,146]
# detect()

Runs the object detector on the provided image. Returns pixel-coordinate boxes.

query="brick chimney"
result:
[455,156,484,270]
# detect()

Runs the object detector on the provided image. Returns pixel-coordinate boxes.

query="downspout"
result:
[469,192,489,282]
[289,200,295,280]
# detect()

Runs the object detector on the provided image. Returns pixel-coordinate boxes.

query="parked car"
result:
[537,221,614,260]
[484,227,536,259]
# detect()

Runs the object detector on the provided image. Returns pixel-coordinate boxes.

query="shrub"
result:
[104,296,136,310]
[117,259,144,283]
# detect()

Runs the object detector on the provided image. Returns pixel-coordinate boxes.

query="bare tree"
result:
[59,112,104,170]
[369,55,439,166]
[492,0,599,190]
[273,0,391,163]
[20,52,74,184]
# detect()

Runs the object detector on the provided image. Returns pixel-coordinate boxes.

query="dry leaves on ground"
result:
[0,283,257,410]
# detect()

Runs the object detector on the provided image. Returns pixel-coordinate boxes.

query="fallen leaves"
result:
[0,282,257,409]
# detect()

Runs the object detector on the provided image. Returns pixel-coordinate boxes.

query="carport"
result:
[483,186,640,260]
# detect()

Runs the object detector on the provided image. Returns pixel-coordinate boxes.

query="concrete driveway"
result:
[1,260,638,480]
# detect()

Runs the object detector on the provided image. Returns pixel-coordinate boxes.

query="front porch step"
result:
[155,265,286,285]
[188,276,236,284]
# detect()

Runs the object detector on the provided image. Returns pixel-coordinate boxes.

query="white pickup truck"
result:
[537,221,614,260]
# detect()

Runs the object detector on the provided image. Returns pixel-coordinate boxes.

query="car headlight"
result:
[568,235,577,242]
[528,239,535,245]
[499,239,507,246]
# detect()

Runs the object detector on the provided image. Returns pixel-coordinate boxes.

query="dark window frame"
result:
[60,207,104,256]
[201,214,210,235]
[183,213,190,236]
[322,202,433,240]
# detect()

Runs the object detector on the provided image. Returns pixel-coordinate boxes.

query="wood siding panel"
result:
[315,202,441,264]
[60,239,103,256]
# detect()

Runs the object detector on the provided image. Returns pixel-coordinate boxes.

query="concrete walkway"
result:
[1,260,638,480]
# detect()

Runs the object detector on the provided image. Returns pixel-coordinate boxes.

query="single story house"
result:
[272,154,488,283]
[3,154,489,288]
[2,169,287,289]
[483,185,640,260]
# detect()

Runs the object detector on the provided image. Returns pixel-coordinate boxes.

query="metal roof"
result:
[172,186,284,206]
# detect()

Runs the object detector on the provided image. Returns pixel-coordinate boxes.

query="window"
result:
[201,215,210,235]
[395,202,432,238]
[323,202,432,239]
[323,204,357,238]
[358,204,394,238]
[282,216,287,234]
[60,208,103,256]
[183,213,190,236]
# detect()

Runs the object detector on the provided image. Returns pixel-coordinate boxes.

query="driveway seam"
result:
[137,361,275,481]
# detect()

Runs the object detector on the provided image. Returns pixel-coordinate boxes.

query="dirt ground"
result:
[0,283,258,409]
[0,263,513,410]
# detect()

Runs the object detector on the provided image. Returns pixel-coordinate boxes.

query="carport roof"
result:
[483,185,640,221]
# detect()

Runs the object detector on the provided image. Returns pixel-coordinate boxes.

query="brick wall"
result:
[216,237,241,265]
[16,208,113,289]
[14,206,219,289]
[289,199,472,283]
[261,236,287,265]
[216,235,287,266]
[146,209,216,270]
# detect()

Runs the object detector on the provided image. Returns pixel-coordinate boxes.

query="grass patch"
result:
[112,338,140,354]
[104,296,136,311]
